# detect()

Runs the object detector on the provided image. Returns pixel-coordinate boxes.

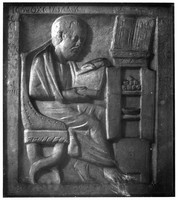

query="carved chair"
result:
[21,42,72,184]
[21,43,68,146]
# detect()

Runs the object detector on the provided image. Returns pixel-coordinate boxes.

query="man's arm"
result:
[62,87,93,103]
[62,58,112,102]
[65,58,112,101]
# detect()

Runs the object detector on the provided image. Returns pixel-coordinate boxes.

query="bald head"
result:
[51,15,87,47]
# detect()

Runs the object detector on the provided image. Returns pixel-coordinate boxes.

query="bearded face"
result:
[54,26,86,61]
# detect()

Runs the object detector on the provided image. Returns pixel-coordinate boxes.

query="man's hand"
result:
[90,58,112,69]
[76,87,98,97]
[76,87,88,96]
[62,87,90,102]
[79,58,112,75]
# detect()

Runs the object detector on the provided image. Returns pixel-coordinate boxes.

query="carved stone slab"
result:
[4,3,174,197]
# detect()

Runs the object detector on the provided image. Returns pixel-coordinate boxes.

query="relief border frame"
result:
[3,3,174,197]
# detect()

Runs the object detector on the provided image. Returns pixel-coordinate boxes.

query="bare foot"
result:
[103,167,132,196]
[121,173,137,182]
[111,182,131,197]
[117,167,137,182]
[103,167,124,183]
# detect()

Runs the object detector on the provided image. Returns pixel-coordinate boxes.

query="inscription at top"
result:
[11,6,79,14]
[7,5,164,17]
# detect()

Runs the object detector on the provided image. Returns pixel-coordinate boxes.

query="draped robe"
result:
[29,44,116,168]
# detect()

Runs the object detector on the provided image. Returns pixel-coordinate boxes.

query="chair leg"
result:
[28,143,65,184]
[26,143,43,164]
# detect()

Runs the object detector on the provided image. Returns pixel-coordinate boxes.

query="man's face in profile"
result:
[55,24,86,61]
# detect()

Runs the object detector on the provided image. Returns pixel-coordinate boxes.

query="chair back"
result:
[20,41,66,131]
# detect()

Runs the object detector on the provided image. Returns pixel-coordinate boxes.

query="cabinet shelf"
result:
[122,114,140,121]
[122,91,141,96]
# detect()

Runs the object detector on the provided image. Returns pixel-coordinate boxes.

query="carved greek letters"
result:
[12,6,79,14]
[8,5,164,16]
[7,80,19,96]
[7,13,20,102]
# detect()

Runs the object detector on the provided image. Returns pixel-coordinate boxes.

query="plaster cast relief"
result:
[21,15,137,196]
[20,13,156,196]
[4,3,174,197]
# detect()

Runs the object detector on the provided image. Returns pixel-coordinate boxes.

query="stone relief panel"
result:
[21,15,136,197]
[20,14,155,196]
[4,4,174,197]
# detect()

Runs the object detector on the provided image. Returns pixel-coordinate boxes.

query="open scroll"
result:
[71,58,106,97]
